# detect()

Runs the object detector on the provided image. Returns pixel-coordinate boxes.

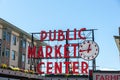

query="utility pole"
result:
[30,33,35,71]
[92,29,96,71]
[65,31,70,73]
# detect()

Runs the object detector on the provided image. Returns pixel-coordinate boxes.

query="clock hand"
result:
[79,49,88,52]
[87,44,91,53]
[79,44,91,53]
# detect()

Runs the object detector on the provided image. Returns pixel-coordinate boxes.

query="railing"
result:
[0,68,89,80]
[0,68,41,79]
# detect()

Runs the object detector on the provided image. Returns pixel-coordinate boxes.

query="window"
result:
[6,32,11,42]
[3,31,11,42]
[6,49,10,58]
[20,39,26,48]
[2,52,4,56]
[28,42,31,46]
[3,31,6,40]
[12,50,15,60]
[27,59,30,64]
[22,39,26,48]
[22,54,25,62]
[0,39,2,55]
[12,35,16,45]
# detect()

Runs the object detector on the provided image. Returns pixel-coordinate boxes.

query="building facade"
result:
[0,18,41,71]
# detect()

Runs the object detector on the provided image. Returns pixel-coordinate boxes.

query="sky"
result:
[0,0,120,70]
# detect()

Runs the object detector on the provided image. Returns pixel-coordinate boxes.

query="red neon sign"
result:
[28,28,88,74]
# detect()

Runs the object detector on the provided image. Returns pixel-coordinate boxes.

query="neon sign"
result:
[28,28,99,74]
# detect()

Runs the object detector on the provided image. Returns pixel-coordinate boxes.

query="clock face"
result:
[79,40,99,61]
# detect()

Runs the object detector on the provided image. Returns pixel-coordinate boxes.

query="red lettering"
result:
[55,45,62,58]
[96,75,120,80]
[71,44,78,58]
[37,46,44,58]
[58,30,65,41]
[100,75,105,80]
[73,62,79,74]
[40,28,87,41]
[111,75,117,80]
[49,30,56,41]
[46,45,52,58]
[40,30,47,41]
[36,61,89,74]
[74,28,77,40]
[28,46,36,58]
[81,61,88,74]
[64,62,71,74]
[96,75,100,80]
[105,75,110,80]
[55,62,62,74]
[66,29,73,40]
[117,75,120,80]
[78,28,86,39]
[47,62,53,74]
[64,44,70,58]
[37,62,44,74]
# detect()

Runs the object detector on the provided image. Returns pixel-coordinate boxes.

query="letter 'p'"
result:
[40,31,47,42]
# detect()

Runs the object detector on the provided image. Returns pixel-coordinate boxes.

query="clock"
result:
[79,40,99,61]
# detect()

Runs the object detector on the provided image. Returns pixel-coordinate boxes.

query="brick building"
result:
[0,18,42,70]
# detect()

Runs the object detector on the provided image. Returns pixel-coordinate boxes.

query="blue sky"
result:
[0,0,120,70]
